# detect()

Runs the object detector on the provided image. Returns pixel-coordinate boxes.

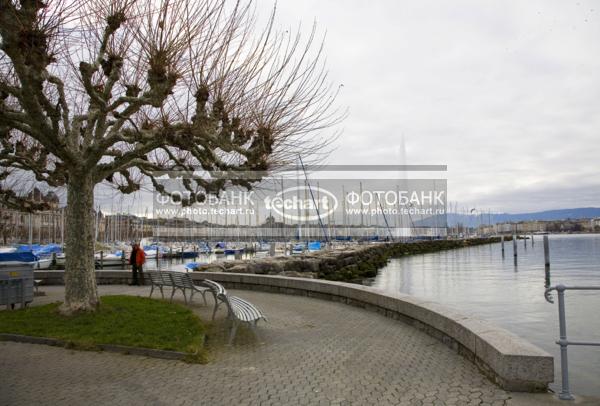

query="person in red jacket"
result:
[129,243,146,286]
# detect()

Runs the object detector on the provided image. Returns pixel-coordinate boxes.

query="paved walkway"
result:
[0,286,595,406]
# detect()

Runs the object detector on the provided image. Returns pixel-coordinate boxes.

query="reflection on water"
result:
[372,234,600,396]
[142,252,256,271]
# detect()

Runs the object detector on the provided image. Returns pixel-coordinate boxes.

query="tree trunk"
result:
[61,174,99,313]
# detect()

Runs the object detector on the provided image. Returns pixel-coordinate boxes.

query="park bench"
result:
[148,274,267,344]
[200,279,268,345]
[148,271,209,305]
[198,279,227,320]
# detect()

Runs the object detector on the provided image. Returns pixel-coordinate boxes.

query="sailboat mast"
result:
[28,213,33,248]
[298,156,329,243]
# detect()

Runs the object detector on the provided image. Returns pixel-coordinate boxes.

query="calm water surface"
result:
[143,252,256,271]
[372,234,600,396]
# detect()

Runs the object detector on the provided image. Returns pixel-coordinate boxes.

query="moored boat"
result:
[292,244,305,255]
[0,251,42,269]
[95,251,126,267]
[183,261,207,272]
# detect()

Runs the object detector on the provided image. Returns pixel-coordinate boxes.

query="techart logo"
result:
[264,186,338,222]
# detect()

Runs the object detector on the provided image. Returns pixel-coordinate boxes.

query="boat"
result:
[254,242,270,255]
[308,241,322,252]
[181,246,199,258]
[143,244,168,259]
[197,242,211,254]
[11,244,62,269]
[224,246,244,255]
[183,262,207,272]
[95,251,126,267]
[163,245,199,259]
[35,257,53,270]
[292,244,305,255]
[0,251,41,269]
[55,253,66,266]
[31,243,63,269]
[213,242,226,255]
[257,241,271,251]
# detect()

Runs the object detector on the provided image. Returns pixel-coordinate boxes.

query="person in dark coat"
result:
[129,243,146,286]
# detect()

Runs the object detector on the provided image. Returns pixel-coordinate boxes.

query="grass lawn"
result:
[0,295,207,362]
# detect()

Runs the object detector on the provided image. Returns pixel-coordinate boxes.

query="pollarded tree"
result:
[0,0,342,313]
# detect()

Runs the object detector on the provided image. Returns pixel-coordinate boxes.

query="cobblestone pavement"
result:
[0,286,593,406]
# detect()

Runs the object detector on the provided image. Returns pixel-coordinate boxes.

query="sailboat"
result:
[0,251,39,268]
[95,250,126,267]
[292,243,305,255]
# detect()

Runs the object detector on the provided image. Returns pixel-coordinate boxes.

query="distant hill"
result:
[446,207,600,227]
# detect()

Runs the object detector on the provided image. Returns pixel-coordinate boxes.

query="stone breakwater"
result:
[196,237,509,283]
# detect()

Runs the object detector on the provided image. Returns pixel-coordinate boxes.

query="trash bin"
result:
[0,255,35,310]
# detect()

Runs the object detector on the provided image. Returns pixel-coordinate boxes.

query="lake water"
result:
[372,234,600,397]
[144,252,257,271]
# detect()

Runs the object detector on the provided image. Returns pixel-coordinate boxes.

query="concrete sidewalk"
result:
[0,286,596,405]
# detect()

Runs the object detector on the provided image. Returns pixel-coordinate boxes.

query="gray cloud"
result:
[264,0,600,213]
[88,1,599,215]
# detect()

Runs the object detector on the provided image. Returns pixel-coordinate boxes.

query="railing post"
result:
[544,235,550,268]
[556,284,574,400]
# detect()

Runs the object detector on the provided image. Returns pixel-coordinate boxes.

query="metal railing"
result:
[544,284,600,400]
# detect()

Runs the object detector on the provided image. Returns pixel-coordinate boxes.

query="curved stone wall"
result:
[34,269,553,392]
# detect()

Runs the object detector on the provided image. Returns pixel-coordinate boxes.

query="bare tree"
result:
[0,0,342,313]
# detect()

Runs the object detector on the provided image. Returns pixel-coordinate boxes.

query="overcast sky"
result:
[257,0,600,213]
[96,1,600,215]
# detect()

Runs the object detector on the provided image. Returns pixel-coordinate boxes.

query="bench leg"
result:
[182,289,188,304]
[228,321,239,345]
[189,290,194,304]
[149,284,155,298]
[201,291,208,305]
[211,302,220,321]
[170,287,176,303]
[159,286,164,299]
[250,320,262,343]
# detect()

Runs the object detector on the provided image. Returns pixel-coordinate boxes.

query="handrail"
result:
[544,284,600,400]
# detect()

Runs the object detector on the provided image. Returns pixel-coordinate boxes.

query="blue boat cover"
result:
[35,244,63,255]
[308,241,321,251]
[15,244,63,256]
[184,262,207,269]
[0,252,39,262]
[15,244,42,252]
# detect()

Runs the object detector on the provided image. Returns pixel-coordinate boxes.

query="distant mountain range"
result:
[446,207,600,227]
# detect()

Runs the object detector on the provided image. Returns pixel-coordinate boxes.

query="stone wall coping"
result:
[34,269,553,392]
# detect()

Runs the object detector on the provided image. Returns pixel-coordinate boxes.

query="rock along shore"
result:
[195,237,510,284]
